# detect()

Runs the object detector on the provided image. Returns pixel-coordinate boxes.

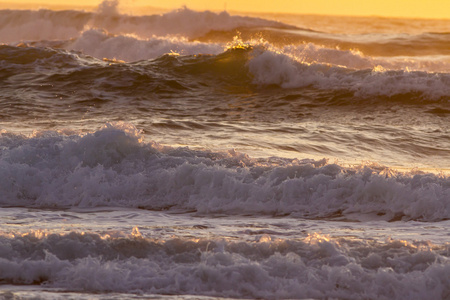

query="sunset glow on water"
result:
[0,1,449,299]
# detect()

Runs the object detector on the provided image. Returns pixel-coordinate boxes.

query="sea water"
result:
[0,1,449,299]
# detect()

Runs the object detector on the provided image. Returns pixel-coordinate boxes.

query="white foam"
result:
[67,29,223,61]
[0,123,449,221]
[0,230,449,299]
[247,46,450,99]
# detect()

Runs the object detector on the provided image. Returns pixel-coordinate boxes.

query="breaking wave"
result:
[0,229,449,299]
[1,123,449,221]
[2,43,449,102]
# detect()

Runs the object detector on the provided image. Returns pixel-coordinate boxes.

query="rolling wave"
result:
[0,228,448,298]
[2,44,449,102]
[1,123,448,221]
[247,46,450,100]
[21,28,449,73]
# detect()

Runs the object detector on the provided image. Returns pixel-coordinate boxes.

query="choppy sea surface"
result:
[0,1,449,299]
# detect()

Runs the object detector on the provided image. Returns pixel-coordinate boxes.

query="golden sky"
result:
[2,0,450,19]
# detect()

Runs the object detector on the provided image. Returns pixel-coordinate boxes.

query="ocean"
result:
[0,1,449,299]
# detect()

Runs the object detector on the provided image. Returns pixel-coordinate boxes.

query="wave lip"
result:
[1,123,449,222]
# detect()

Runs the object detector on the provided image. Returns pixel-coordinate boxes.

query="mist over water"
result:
[0,1,449,299]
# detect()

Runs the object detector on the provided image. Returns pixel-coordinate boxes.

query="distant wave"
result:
[1,123,448,221]
[0,6,295,43]
[2,3,449,60]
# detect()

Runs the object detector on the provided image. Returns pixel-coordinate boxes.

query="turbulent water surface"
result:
[0,1,449,299]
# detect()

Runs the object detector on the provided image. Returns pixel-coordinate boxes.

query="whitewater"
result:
[0,1,449,299]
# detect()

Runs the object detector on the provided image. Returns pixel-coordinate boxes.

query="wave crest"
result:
[67,29,224,62]
[247,46,450,100]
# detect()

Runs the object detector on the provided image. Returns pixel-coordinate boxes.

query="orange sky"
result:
[1,0,450,19]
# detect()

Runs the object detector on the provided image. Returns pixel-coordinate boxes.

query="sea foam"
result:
[0,229,449,299]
